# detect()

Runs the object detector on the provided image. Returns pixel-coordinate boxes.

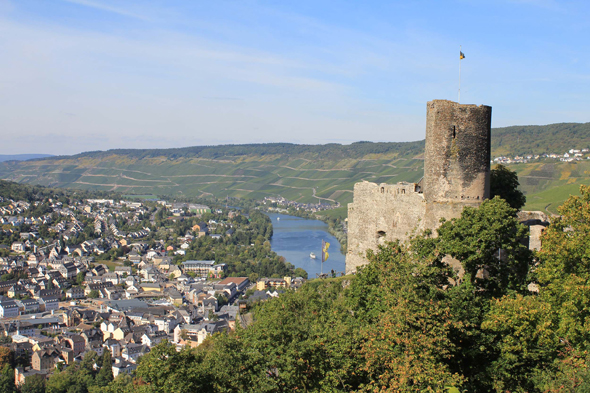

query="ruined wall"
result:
[517,210,550,251]
[345,100,492,274]
[346,182,425,274]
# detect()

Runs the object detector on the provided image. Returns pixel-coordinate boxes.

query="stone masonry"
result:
[346,100,492,274]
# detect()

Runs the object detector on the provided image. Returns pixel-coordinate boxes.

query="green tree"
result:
[0,364,16,393]
[0,347,13,369]
[93,374,133,393]
[87,290,99,299]
[481,294,559,392]
[135,342,212,393]
[95,350,113,387]
[293,267,308,279]
[79,351,99,377]
[537,185,590,284]
[490,164,526,210]
[348,242,464,392]
[20,373,46,393]
[436,197,533,297]
[75,272,85,286]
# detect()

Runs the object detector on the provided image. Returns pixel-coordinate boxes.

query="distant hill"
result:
[492,122,590,157]
[1,122,590,214]
[0,154,54,162]
[43,141,425,161]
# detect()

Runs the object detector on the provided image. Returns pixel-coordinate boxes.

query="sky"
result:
[1,0,589,155]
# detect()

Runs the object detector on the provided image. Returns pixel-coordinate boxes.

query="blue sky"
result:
[0,0,589,155]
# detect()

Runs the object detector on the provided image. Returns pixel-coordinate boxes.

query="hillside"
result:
[0,142,426,207]
[1,122,590,214]
[0,153,54,162]
[492,122,590,156]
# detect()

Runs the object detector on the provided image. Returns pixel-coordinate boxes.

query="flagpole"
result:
[459,45,461,104]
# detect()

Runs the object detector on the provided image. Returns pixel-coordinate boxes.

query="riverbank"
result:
[263,206,348,254]
[265,212,346,277]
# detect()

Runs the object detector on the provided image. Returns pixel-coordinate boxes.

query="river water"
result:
[266,212,345,278]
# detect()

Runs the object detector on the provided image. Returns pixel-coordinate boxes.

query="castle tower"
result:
[345,99,492,274]
[423,99,491,203]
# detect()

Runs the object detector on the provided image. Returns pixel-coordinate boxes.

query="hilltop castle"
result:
[346,100,492,274]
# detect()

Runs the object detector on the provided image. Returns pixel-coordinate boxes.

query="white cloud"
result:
[60,0,150,20]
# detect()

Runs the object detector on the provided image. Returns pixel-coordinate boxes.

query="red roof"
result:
[218,277,249,286]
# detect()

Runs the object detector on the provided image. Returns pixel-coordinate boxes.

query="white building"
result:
[0,300,19,318]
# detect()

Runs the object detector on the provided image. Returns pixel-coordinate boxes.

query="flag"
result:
[322,240,330,263]
[460,51,465,60]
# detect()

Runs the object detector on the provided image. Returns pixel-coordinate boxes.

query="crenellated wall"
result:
[346,182,425,274]
[345,100,492,274]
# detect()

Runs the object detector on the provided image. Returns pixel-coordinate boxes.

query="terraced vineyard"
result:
[2,122,590,214]
[0,147,425,206]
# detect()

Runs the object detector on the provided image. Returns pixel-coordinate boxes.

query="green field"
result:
[313,206,348,220]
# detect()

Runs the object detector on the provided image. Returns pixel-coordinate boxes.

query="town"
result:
[262,195,341,213]
[493,148,590,164]
[0,183,306,387]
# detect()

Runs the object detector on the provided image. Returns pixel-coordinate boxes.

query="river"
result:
[266,212,345,278]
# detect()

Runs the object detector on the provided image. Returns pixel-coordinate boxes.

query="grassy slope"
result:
[2,122,590,214]
[0,150,425,207]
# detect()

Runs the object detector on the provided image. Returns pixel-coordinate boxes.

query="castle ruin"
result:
[346,100,492,274]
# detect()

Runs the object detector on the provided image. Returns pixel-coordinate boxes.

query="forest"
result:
[4,182,590,392]
[492,121,590,156]
[47,140,426,161]
[0,180,122,205]
[17,121,590,162]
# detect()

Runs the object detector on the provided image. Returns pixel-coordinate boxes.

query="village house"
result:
[0,299,19,318]
[112,358,137,378]
[181,260,226,278]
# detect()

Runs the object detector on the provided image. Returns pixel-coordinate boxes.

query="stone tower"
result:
[345,99,492,274]
[421,100,492,229]
[423,99,491,203]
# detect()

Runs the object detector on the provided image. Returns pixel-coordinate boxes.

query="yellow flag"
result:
[322,240,330,262]
[460,51,465,60]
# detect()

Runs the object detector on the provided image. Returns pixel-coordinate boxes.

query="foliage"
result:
[354,243,465,392]
[435,197,533,297]
[293,267,308,279]
[537,185,590,284]
[45,350,115,393]
[20,374,46,393]
[175,209,297,278]
[0,347,13,369]
[11,177,590,392]
[95,350,113,387]
[0,364,16,393]
[492,121,590,156]
[490,164,526,210]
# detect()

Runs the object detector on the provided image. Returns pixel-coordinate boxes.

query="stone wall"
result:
[517,210,550,251]
[345,100,492,274]
[346,182,425,274]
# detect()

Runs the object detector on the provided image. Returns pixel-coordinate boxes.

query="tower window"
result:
[452,126,456,139]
